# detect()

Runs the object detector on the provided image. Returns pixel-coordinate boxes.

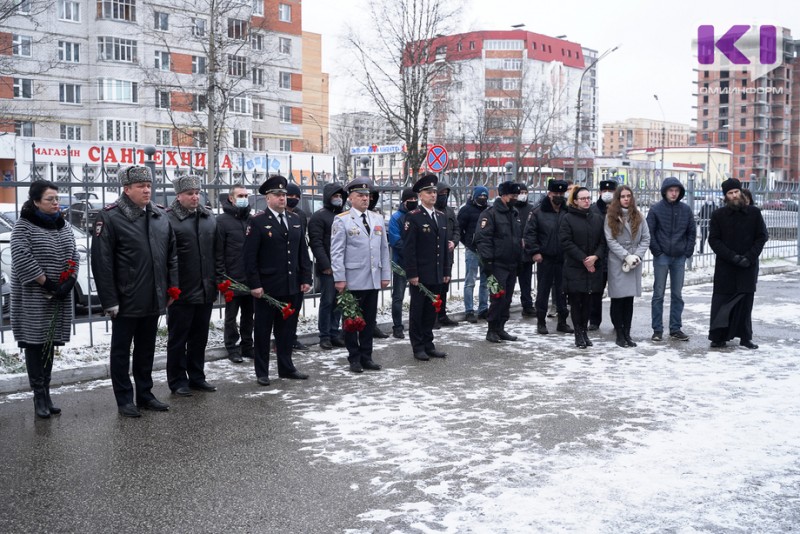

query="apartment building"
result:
[602,118,693,158]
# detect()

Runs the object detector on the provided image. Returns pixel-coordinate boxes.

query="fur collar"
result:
[169,199,210,221]
[19,201,66,230]
[117,193,160,222]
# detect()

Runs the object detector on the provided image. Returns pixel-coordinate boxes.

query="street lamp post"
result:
[307,113,324,153]
[572,46,618,187]
[653,94,666,179]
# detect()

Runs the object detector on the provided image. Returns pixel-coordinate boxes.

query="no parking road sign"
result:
[426,145,449,173]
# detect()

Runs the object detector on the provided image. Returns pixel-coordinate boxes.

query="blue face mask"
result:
[235,198,249,208]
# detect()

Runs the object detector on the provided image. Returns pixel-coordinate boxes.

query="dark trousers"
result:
[588,271,608,326]
[488,266,516,329]
[535,258,568,317]
[517,262,534,309]
[437,281,451,319]
[344,289,379,364]
[24,344,54,393]
[253,294,298,379]
[609,297,634,329]
[409,282,443,354]
[568,292,592,332]
[317,272,341,341]
[166,301,214,391]
[109,315,159,407]
[224,294,254,354]
[391,271,407,330]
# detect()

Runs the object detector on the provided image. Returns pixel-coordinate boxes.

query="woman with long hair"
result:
[559,186,606,348]
[604,186,650,347]
[11,180,78,418]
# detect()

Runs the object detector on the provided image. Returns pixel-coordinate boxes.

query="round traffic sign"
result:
[426,145,449,173]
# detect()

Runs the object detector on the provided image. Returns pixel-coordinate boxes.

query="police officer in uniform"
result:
[330,177,391,373]
[244,175,312,386]
[402,174,451,361]
[474,181,523,343]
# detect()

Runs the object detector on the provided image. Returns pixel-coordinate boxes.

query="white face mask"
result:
[517,194,528,203]
[235,198,249,208]
[331,198,343,207]
[601,192,614,203]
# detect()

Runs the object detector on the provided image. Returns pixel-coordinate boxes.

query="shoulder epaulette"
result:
[336,210,350,218]
[103,203,118,211]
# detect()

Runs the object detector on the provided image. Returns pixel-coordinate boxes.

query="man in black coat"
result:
[92,165,178,418]
[285,182,310,350]
[308,182,346,350]
[457,186,489,323]
[515,183,535,317]
[402,174,451,361]
[244,175,313,385]
[587,179,617,330]
[434,181,460,327]
[708,178,768,349]
[165,175,223,397]
[523,179,573,335]
[215,185,253,363]
[474,181,523,343]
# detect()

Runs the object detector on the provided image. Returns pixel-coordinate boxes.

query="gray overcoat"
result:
[603,210,650,298]
[330,208,391,290]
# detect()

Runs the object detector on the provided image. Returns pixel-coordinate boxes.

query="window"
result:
[193,94,207,111]
[251,33,263,51]
[740,143,746,152]
[155,89,170,109]
[192,18,206,37]
[97,37,137,62]
[97,79,138,103]
[232,129,249,149]
[12,35,32,57]
[156,129,171,146]
[503,78,521,90]
[193,131,207,148]
[253,137,266,151]
[252,68,264,85]
[228,19,248,40]
[484,39,524,50]
[278,3,291,22]
[279,71,291,89]
[279,37,291,54]
[227,55,247,77]
[280,105,291,123]
[253,103,264,120]
[59,0,80,20]
[740,117,746,127]
[741,105,747,113]
[739,131,746,140]
[98,119,138,142]
[58,41,80,62]
[15,121,34,137]
[13,78,32,99]
[99,0,136,22]
[154,51,170,70]
[60,124,82,140]
[228,95,251,115]
[192,56,206,74]
[279,139,292,151]
[469,41,475,50]
[484,58,522,70]
[17,0,31,13]
[59,83,82,104]
[154,11,169,31]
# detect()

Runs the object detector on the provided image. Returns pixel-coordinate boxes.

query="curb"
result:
[2,264,797,395]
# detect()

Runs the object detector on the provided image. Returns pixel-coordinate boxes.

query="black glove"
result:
[483,262,493,277]
[41,277,60,294]
[54,276,77,300]
[732,255,751,268]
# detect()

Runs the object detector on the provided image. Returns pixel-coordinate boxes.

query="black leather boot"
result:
[556,313,574,333]
[615,328,627,348]
[25,346,50,419]
[623,328,637,347]
[42,345,61,415]
[486,322,502,343]
[582,329,593,347]
[574,331,587,349]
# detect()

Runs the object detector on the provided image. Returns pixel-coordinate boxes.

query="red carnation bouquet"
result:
[218,278,295,319]
[43,259,77,365]
[487,275,506,300]
[167,286,181,300]
[337,289,366,332]
[391,261,442,312]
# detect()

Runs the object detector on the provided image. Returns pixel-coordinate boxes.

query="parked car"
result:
[65,200,102,231]
[762,199,786,210]
[1,270,10,317]
[778,198,798,212]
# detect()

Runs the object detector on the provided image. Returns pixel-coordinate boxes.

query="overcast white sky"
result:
[302,0,796,127]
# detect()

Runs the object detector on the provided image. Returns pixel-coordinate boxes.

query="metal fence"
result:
[1,164,798,346]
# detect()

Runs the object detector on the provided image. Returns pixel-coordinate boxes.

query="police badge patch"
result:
[480,219,487,228]
[94,221,104,237]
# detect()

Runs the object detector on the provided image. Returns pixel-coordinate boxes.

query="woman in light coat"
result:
[604,185,650,347]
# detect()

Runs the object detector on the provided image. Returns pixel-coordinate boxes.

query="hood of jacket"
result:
[220,193,251,219]
[660,177,686,202]
[322,182,345,212]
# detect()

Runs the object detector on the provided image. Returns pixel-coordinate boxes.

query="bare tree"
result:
[345,0,459,179]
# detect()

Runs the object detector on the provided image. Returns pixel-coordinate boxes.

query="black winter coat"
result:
[402,207,451,285]
[474,197,523,272]
[307,182,344,275]
[91,194,178,317]
[523,197,566,260]
[167,202,222,304]
[646,177,696,258]
[709,204,768,294]
[457,199,486,252]
[559,206,606,294]
[215,195,251,295]
[515,199,533,263]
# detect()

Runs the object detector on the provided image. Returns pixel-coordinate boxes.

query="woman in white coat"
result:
[604,185,650,347]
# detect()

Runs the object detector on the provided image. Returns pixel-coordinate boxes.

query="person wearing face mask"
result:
[388,188,417,338]
[457,186,490,323]
[587,179,617,331]
[474,181,523,343]
[523,179,573,335]
[434,181,460,327]
[216,184,256,363]
[284,182,310,350]
[308,182,347,350]
[514,183,535,317]
[366,187,391,339]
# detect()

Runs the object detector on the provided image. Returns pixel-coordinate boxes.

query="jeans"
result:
[317,273,341,341]
[651,254,686,333]
[464,249,488,314]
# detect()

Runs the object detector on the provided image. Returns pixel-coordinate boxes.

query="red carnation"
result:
[167,286,181,300]
[281,304,295,320]
[492,289,506,300]
[343,318,357,332]
[217,279,232,292]
[224,290,234,303]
